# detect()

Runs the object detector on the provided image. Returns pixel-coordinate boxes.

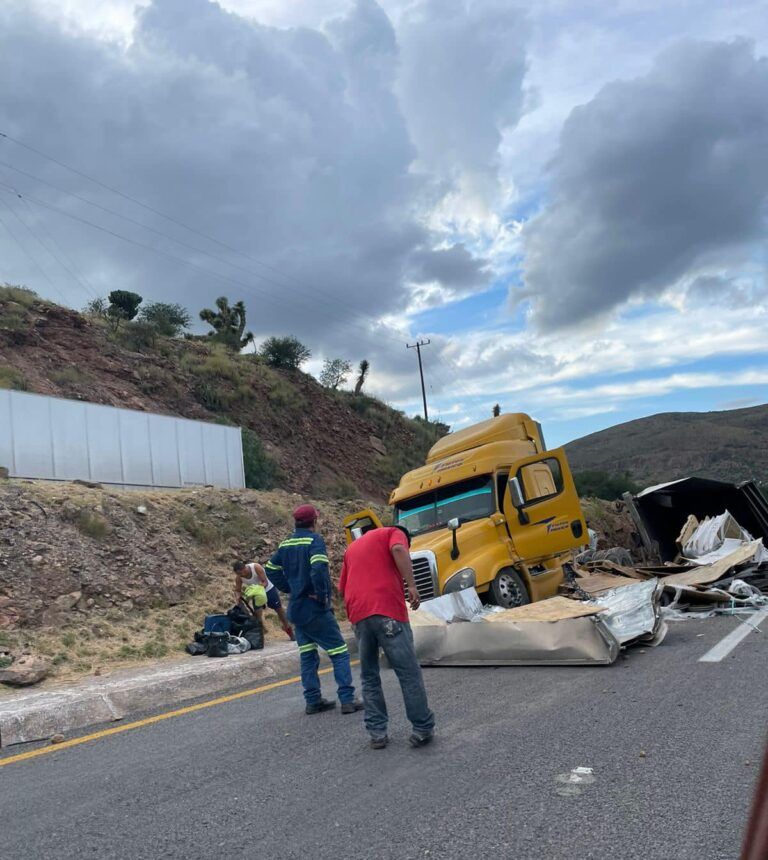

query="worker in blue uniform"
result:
[266,504,362,715]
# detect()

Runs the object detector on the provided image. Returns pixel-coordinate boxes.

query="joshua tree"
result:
[354,359,370,396]
[199,297,253,351]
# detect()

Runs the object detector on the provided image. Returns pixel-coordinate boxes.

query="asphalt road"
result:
[1,615,767,860]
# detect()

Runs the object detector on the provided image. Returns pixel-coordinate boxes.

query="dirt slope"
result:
[0,479,385,684]
[0,289,446,500]
[565,404,768,487]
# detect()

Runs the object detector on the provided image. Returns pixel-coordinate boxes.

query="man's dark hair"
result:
[394,525,412,547]
[295,517,316,529]
[232,561,246,572]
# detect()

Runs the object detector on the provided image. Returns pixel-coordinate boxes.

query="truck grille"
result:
[410,553,436,601]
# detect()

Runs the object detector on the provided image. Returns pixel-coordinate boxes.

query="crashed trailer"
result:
[623,477,768,562]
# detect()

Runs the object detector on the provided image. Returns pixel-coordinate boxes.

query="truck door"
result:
[502,448,586,561]
[342,509,384,545]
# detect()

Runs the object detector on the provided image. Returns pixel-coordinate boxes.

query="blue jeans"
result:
[354,615,435,740]
[294,610,355,706]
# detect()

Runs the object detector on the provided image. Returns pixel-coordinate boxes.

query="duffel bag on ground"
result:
[206,631,230,658]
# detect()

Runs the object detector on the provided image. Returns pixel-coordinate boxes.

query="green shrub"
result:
[118,320,158,352]
[198,349,241,382]
[259,335,311,370]
[193,380,225,412]
[142,642,168,659]
[574,470,640,501]
[138,302,191,337]
[0,285,39,306]
[0,655,12,669]
[0,365,28,391]
[178,512,218,545]
[51,367,86,388]
[74,509,110,539]
[242,428,278,489]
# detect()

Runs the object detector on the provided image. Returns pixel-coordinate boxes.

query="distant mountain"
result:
[564,404,768,488]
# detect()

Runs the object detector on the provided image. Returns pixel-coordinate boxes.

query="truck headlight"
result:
[443,568,476,594]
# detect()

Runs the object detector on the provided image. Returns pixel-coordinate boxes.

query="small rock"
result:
[73,479,103,489]
[50,734,65,745]
[0,655,51,687]
[32,555,44,566]
[639,750,647,758]
[745,760,751,766]
[136,505,148,515]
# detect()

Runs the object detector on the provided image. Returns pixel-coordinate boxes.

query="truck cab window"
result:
[519,457,563,503]
[395,475,494,536]
[496,471,509,511]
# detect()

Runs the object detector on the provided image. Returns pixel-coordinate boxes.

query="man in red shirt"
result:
[338,525,435,750]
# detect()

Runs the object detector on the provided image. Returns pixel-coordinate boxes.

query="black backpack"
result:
[206,631,230,658]
[241,618,264,651]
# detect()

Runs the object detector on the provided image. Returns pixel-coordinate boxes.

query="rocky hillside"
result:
[0,478,386,686]
[565,404,768,487]
[0,287,447,500]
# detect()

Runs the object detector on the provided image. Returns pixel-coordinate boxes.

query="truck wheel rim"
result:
[498,574,522,606]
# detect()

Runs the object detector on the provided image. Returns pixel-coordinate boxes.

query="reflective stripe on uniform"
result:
[265,561,282,571]
[309,554,329,565]
[298,643,318,653]
[280,538,313,547]
[326,644,348,657]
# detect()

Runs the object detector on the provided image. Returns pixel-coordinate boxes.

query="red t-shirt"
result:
[338,527,409,624]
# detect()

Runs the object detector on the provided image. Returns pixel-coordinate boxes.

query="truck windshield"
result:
[394,476,495,537]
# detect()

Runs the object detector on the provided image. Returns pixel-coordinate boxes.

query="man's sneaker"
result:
[409,733,434,748]
[370,736,388,750]
[305,698,336,715]
[341,700,364,715]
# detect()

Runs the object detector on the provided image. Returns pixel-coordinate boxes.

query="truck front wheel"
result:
[490,569,530,609]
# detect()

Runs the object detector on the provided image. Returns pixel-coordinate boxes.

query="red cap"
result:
[293,504,319,523]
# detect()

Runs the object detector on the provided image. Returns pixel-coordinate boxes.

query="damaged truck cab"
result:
[345,413,587,608]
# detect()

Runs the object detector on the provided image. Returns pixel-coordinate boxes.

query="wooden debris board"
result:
[676,514,699,551]
[483,596,605,623]
[662,541,761,587]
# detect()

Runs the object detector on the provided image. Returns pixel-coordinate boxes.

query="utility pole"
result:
[406,339,431,421]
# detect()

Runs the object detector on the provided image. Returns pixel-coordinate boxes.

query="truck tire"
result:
[490,568,530,609]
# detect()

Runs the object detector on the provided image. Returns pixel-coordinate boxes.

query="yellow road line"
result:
[0,661,359,769]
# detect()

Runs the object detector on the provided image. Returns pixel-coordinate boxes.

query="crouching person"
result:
[232,560,294,640]
[339,525,435,750]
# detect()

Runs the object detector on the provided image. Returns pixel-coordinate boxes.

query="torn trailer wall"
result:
[623,477,768,562]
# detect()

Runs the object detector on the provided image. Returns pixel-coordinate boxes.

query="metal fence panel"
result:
[9,391,54,478]
[50,396,90,481]
[85,403,124,484]
[177,419,207,485]
[0,389,244,489]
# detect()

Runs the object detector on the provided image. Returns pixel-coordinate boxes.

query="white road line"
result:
[699,608,768,663]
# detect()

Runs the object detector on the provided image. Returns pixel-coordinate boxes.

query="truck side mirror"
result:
[508,477,525,508]
[448,518,461,559]
[508,476,529,525]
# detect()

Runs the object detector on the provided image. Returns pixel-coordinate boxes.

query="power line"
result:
[0,197,70,304]
[0,131,475,407]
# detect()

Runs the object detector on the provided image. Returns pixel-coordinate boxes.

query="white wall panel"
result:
[0,390,243,489]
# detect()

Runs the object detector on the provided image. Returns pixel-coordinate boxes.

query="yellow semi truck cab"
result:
[345,413,587,608]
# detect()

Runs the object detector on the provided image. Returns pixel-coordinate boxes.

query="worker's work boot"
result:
[370,736,388,750]
[305,698,336,715]
[408,733,434,749]
[341,700,364,715]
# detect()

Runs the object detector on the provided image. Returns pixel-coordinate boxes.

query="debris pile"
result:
[573,509,768,615]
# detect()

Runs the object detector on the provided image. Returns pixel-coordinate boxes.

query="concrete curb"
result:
[0,636,356,747]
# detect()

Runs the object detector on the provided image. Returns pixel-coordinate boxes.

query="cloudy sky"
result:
[1,0,767,446]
